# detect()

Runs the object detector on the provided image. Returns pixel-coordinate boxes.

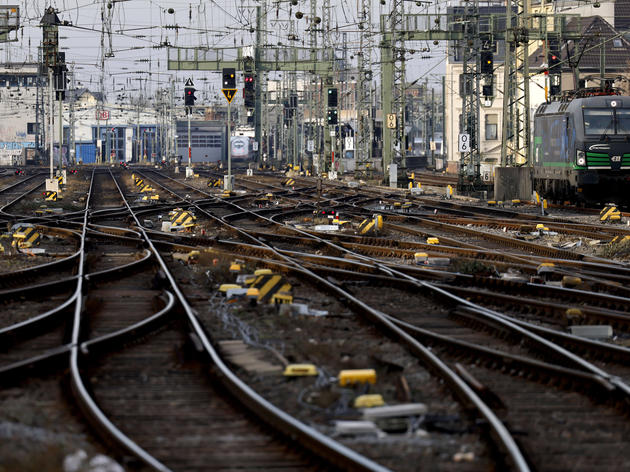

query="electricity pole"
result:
[356,0,373,177]
[41,7,60,185]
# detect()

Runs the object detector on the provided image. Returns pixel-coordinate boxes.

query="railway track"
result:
[0,169,395,471]
[4,167,630,470]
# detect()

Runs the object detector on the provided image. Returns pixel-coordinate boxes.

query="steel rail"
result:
[123,176,393,471]
[200,177,630,396]
[68,169,173,472]
[136,170,530,472]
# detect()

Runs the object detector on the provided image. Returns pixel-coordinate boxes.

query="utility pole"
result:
[356,0,373,177]
[322,0,333,174]
[457,0,482,188]
[501,0,531,166]
[170,79,175,161]
[254,6,264,163]
[41,7,60,185]
[381,0,406,186]
[56,51,66,174]
[69,63,76,164]
[430,86,435,167]
[36,50,43,162]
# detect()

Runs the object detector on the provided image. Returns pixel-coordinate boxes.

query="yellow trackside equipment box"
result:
[354,394,385,408]
[283,364,318,376]
[338,369,377,386]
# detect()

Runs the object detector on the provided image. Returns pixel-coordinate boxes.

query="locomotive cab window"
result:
[583,109,614,135]
[584,108,630,135]
[616,109,630,134]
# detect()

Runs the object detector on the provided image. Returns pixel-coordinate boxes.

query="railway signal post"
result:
[41,7,61,190]
[184,78,196,175]
[222,68,237,191]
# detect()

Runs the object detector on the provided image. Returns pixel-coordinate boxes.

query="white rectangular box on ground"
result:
[45,178,59,192]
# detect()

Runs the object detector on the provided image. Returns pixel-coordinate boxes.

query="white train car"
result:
[230,127,255,166]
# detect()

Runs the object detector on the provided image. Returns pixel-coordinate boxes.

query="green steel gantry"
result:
[380,11,582,184]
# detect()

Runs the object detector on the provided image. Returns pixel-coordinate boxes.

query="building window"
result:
[613,38,623,48]
[485,114,498,140]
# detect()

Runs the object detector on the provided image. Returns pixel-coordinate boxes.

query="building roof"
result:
[530,16,630,72]
[615,0,630,31]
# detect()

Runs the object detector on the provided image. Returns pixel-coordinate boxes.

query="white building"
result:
[0,63,41,165]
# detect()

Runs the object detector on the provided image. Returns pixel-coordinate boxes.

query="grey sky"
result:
[4,0,448,101]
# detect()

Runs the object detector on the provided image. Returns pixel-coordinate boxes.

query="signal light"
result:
[549,54,561,71]
[480,51,493,74]
[244,72,255,107]
[223,68,236,88]
[244,73,254,90]
[327,109,338,125]
[327,88,338,107]
[184,86,196,106]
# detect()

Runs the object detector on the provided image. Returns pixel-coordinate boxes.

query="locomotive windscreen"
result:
[583,108,630,135]
[583,109,614,135]
[616,109,630,133]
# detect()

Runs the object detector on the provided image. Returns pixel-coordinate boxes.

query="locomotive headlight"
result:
[576,150,586,166]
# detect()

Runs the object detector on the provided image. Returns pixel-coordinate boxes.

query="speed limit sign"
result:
[458,133,470,152]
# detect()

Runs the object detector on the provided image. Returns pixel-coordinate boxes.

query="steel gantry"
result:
[501,0,531,167]
[459,0,483,187]
[380,0,407,182]
[381,11,582,184]
[355,0,374,177]
[167,3,335,173]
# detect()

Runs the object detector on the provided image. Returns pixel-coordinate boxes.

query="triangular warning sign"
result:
[184,78,194,87]
[222,88,237,103]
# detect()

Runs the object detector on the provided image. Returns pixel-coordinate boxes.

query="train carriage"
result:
[533,91,630,204]
[230,127,255,167]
